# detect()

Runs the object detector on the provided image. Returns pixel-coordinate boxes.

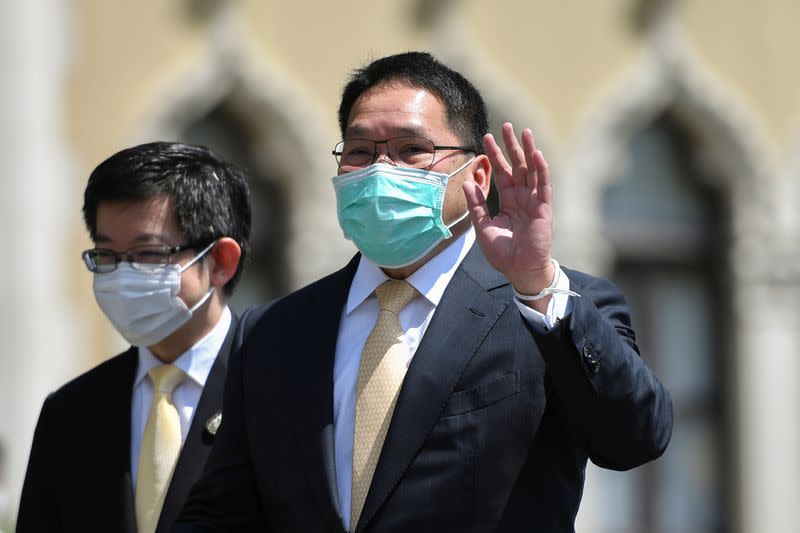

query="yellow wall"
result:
[682,0,800,147]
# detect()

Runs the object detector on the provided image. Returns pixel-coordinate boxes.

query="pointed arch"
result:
[132,12,352,291]
[559,18,773,275]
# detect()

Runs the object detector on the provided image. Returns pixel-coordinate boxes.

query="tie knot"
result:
[148,364,185,394]
[375,280,417,315]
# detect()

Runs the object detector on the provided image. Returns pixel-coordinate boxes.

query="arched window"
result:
[592,113,731,531]
[181,101,290,313]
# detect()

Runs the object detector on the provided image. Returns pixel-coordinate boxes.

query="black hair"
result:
[338,51,489,155]
[82,141,252,295]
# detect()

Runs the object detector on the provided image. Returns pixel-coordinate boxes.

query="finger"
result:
[521,128,538,190]
[483,132,514,189]
[462,180,491,228]
[501,123,528,184]
[532,149,552,205]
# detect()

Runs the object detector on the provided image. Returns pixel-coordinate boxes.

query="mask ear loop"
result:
[446,156,476,180]
[444,156,477,229]
[180,240,218,312]
[179,240,217,273]
[189,286,215,312]
[446,210,471,229]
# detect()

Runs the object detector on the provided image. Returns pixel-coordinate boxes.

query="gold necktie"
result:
[351,279,418,530]
[135,364,185,533]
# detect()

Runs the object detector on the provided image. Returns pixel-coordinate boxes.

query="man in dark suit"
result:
[176,52,673,532]
[17,142,252,533]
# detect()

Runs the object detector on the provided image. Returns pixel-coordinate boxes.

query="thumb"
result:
[462,180,491,229]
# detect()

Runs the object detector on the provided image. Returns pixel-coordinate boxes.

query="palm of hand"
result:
[463,122,554,292]
[477,184,552,278]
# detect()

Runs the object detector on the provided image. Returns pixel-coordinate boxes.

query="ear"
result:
[470,154,492,198]
[207,237,242,289]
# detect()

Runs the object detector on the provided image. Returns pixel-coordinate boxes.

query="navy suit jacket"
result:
[176,246,672,532]
[17,316,238,533]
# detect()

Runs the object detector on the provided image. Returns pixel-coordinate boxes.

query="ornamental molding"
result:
[427,8,778,279]
[132,6,350,288]
[565,16,776,279]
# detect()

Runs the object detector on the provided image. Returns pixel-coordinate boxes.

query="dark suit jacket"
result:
[17,315,238,533]
[176,247,672,532]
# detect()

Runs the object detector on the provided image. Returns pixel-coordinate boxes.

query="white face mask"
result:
[92,241,216,347]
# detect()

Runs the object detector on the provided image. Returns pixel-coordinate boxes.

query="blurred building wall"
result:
[1,0,798,531]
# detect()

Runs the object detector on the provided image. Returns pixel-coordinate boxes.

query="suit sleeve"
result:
[174,307,269,532]
[529,273,673,470]
[17,395,63,533]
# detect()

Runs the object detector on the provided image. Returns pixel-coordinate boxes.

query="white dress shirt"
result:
[332,228,574,529]
[130,306,232,485]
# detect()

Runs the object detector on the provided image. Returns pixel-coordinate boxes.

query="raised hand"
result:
[462,122,555,309]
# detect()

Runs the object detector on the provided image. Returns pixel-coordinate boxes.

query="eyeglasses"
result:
[332,137,475,170]
[81,242,209,273]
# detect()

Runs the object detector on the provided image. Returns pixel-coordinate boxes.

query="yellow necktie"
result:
[135,364,185,533]
[351,279,418,530]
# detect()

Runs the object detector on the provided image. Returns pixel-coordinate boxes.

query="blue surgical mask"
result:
[332,158,474,268]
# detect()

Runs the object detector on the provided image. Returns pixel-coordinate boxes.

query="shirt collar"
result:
[346,227,476,315]
[134,306,232,388]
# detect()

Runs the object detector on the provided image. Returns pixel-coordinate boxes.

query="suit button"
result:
[583,345,600,374]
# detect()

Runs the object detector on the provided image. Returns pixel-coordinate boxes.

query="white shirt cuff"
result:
[514,266,576,332]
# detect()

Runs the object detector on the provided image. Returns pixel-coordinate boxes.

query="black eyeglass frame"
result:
[332,136,477,170]
[81,241,212,273]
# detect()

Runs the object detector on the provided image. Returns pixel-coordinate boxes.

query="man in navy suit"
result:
[176,51,673,532]
[18,142,252,533]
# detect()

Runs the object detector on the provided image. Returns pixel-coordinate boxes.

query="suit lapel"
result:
[356,245,510,531]
[155,315,237,533]
[93,347,138,533]
[290,257,359,532]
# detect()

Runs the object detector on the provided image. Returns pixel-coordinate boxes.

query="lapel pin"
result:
[203,410,222,442]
